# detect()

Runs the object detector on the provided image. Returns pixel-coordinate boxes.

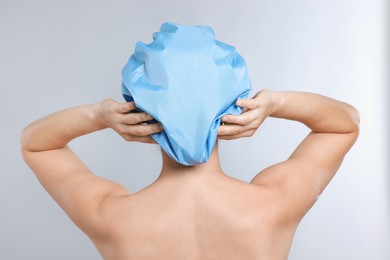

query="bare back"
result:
[21,91,359,259]
[92,173,298,260]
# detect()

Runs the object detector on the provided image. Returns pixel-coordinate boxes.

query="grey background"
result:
[1,0,388,259]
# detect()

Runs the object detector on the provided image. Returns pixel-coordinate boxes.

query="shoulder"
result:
[22,146,131,237]
[250,130,358,224]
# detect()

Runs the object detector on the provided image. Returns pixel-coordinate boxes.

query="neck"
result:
[157,144,225,181]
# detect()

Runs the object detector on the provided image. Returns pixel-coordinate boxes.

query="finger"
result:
[121,112,154,125]
[123,135,157,144]
[221,110,260,126]
[127,123,163,136]
[218,122,250,136]
[218,120,261,136]
[218,129,256,140]
[236,99,258,110]
[218,124,244,136]
[116,102,136,113]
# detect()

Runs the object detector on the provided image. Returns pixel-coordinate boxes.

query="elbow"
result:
[351,105,360,130]
[20,127,28,151]
[20,125,32,152]
[347,104,360,136]
[20,128,33,170]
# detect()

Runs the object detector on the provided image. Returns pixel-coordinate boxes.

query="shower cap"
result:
[121,22,252,166]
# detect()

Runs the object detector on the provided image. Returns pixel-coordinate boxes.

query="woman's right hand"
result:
[217,89,277,140]
[97,99,163,144]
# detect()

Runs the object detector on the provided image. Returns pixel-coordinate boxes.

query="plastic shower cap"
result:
[121,22,252,166]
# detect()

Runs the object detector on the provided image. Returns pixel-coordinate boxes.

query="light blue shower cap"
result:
[121,22,252,166]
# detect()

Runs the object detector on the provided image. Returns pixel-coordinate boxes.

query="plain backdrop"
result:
[0,0,388,259]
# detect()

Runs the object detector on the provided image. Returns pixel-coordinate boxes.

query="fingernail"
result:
[222,116,228,121]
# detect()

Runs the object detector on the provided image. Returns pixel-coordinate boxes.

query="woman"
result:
[20,88,359,259]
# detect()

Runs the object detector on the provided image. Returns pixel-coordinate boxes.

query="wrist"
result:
[268,91,284,117]
[91,103,109,130]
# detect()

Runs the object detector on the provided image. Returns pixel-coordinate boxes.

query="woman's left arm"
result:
[20,99,161,238]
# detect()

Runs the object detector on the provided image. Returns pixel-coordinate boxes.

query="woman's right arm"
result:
[218,90,360,222]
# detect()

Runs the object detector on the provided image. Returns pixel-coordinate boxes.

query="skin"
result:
[20,89,359,259]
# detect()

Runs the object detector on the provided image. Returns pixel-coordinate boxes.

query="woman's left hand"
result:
[217,89,276,140]
[97,99,162,144]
